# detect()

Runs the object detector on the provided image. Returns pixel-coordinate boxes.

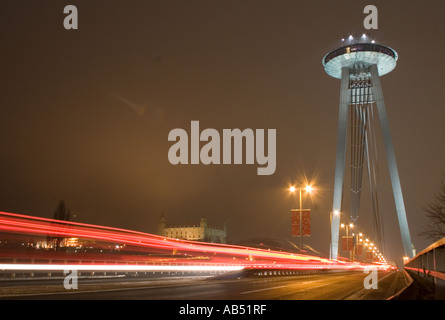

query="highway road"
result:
[0,270,408,300]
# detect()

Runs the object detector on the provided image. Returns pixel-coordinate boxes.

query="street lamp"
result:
[289,184,314,253]
[341,222,354,261]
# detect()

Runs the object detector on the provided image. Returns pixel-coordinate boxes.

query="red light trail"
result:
[0,211,392,272]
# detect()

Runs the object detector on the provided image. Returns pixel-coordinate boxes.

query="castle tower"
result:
[158,214,166,236]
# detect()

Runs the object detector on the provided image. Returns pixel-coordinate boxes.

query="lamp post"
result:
[341,222,354,261]
[290,185,314,254]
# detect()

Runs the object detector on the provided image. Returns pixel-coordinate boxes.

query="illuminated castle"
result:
[157,215,227,244]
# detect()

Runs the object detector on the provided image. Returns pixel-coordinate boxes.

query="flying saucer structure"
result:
[323,36,415,261]
[323,42,398,79]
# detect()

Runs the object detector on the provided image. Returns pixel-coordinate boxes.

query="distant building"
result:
[158,215,226,244]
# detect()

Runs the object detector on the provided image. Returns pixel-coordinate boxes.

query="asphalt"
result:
[0,270,408,300]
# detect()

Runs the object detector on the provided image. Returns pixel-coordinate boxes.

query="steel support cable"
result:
[371,103,385,255]
[371,99,385,255]
[358,86,367,212]
[368,107,381,250]
[365,94,385,256]
[357,99,367,225]
[350,83,359,223]
[350,82,357,223]
[354,97,363,224]
[349,71,386,257]
[350,75,368,225]
[356,81,368,228]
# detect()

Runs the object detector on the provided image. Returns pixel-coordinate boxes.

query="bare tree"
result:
[421,175,445,241]
[52,200,72,251]
[53,200,71,222]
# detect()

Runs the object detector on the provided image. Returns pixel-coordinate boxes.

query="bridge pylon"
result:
[323,36,415,260]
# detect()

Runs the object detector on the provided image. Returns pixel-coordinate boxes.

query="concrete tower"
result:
[322,35,415,260]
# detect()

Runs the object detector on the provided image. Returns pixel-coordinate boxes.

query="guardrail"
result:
[404,237,445,299]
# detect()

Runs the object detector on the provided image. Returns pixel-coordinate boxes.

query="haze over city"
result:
[1,0,445,266]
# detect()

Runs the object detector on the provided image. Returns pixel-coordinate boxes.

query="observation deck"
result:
[323,41,398,79]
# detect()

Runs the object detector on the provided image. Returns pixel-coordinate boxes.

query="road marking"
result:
[344,271,397,300]
[240,279,333,296]
[0,279,207,298]
[240,285,288,295]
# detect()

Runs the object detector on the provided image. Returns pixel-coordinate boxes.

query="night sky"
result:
[1,1,445,264]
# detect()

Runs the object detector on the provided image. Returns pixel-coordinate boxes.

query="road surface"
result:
[0,270,407,300]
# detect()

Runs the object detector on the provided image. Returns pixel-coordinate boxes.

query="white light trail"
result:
[0,264,245,272]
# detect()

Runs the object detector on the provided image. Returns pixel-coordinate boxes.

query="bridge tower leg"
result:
[330,67,350,261]
[330,64,415,261]
[369,64,415,259]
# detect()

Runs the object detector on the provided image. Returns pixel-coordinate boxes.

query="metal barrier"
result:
[404,237,445,299]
